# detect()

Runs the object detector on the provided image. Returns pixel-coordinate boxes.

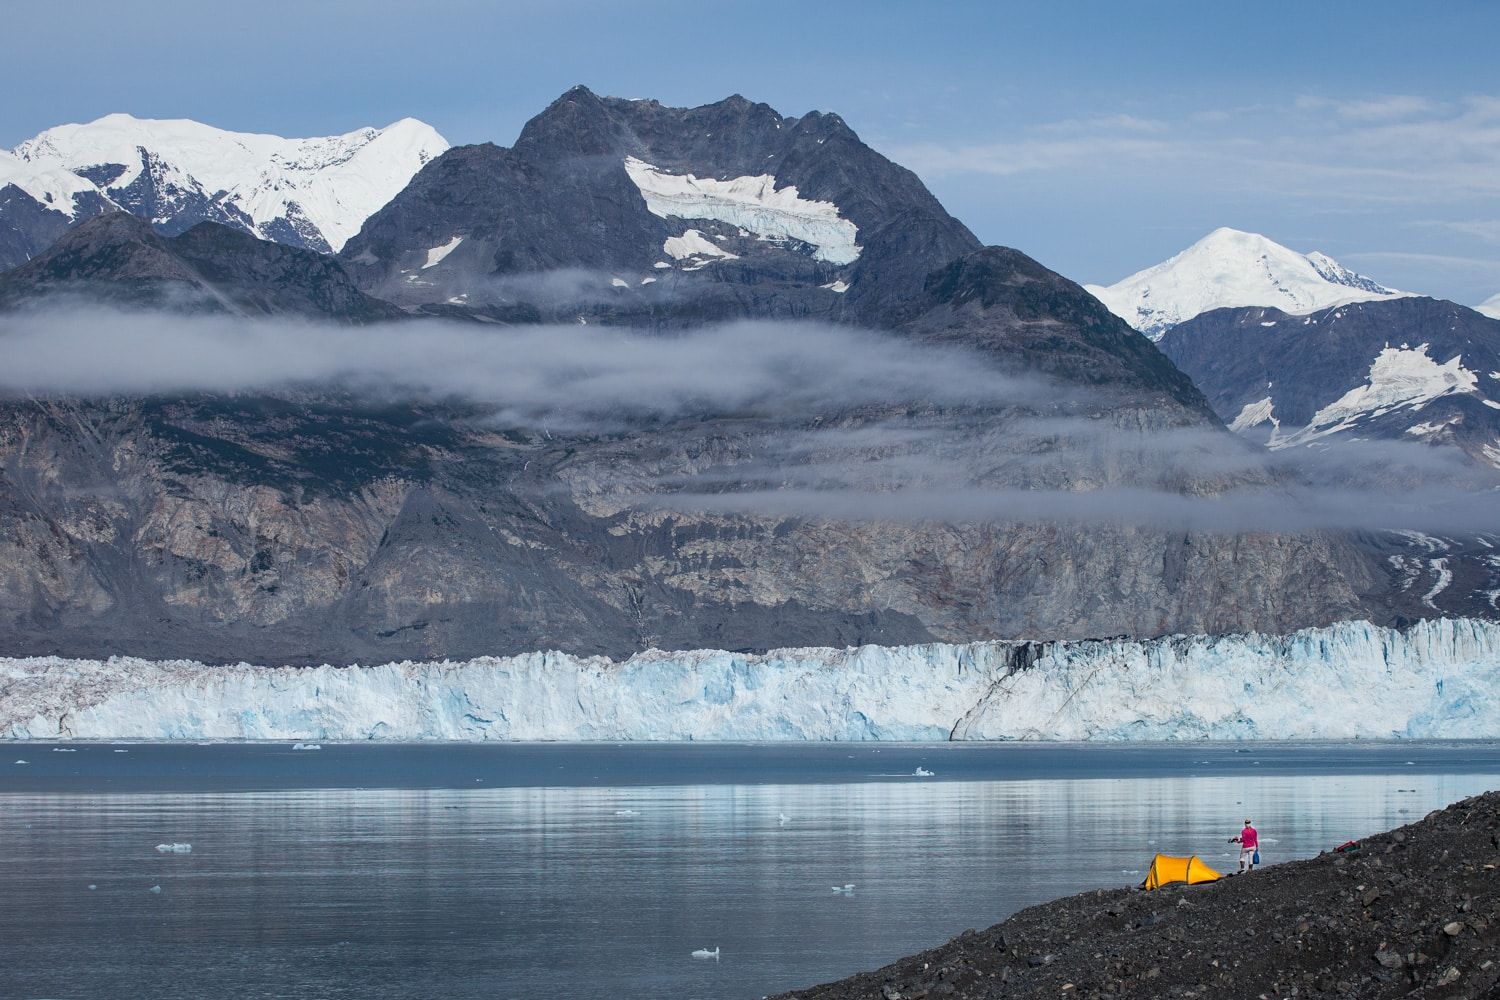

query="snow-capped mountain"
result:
[5,617,1499,741]
[1477,293,1500,320]
[0,113,447,267]
[1158,296,1500,467]
[1085,227,1407,340]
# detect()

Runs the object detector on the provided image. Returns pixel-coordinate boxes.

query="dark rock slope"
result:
[1158,297,1500,467]
[0,212,398,321]
[777,790,1500,1000]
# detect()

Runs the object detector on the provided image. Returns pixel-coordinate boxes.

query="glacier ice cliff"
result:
[2,618,1497,741]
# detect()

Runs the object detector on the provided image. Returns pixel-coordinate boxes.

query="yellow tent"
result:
[1141,853,1222,890]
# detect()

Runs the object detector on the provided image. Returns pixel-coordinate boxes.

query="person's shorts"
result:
[1240,847,1256,866]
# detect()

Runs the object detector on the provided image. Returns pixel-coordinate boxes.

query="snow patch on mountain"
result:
[0,149,111,219]
[1282,344,1480,447]
[663,228,739,263]
[1229,396,1278,435]
[10,114,448,252]
[1085,228,1407,340]
[421,236,462,269]
[4,618,1499,742]
[623,156,860,265]
[1477,293,1500,320]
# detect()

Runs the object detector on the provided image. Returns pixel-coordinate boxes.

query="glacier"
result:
[3,618,1499,742]
[623,156,860,265]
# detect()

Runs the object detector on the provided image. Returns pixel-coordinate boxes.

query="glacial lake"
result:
[3,741,1498,1000]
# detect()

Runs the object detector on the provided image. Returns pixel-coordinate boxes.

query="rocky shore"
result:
[777,790,1500,1000]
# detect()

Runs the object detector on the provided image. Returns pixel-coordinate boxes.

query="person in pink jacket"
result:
[1230,819,1259,872]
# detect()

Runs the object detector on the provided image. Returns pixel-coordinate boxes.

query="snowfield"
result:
[3,618,1498,742]
[8,113,447,251]
[623,156,861,265]
[1086,227,1406,340]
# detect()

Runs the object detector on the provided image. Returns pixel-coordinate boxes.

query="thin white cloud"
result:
[892,93,1500,205]
[1414,219,1500,245]
[1293,94,1445,121]
[1339,250,1500,277]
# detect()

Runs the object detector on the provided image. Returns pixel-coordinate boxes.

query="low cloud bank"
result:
[1,306,1496,535]
[0,307,1051,428]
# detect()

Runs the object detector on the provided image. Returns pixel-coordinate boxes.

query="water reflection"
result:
[1,763,1494,999]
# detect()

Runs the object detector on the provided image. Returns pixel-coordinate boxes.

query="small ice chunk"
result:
[155,843,192,854]
[653,261,671,269]
[912,767,934,777]
[113,749,129,753]
[640,276,656,285]
[13,760,27,765]
[831,883,855,893]
[820,280,850,293]
[148,885,163,894]
[291,742,322,750]
[614,809,640,816]
[51,747,78,752]
[610,277,629,288]
[691,947,720,959]
[87,884,97,890]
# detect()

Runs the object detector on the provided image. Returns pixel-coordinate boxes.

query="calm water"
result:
[3,741,1498,1000]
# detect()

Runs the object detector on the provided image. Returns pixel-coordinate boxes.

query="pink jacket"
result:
[1237,826,1258,849]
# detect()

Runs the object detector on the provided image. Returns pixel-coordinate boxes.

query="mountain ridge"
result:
[0,113,447,269]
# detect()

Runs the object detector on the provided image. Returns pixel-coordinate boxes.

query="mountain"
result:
[0,113,447,268]
[1085,227,1406,340]
[0,89,1485,664]
[1158,296,1500,465]
[0,212,399,321]
[341,87,982,321]
[1477,292,1500,320]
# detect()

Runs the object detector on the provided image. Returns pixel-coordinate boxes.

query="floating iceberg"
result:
[290,742,322,751]
[3,618,1500,742]
[154,843,192,854]
[912,767,935,777]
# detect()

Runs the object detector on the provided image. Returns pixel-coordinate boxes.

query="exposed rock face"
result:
[0,387,1401,664]
[775,789,1500,1000]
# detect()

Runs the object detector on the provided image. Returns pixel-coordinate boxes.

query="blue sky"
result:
[5,0,1499,302]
